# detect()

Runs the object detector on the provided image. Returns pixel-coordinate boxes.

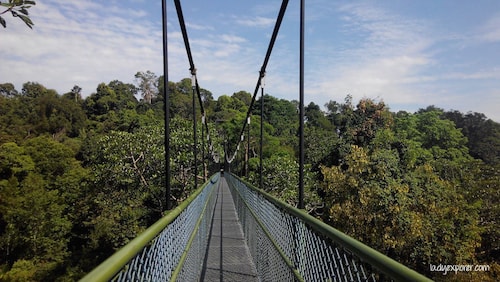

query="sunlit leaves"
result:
[0,142,34,179]
[0,137,76,280]
[320,142,482,275]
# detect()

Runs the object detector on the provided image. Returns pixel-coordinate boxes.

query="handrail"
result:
[228,173,432,282]
[230,177,304,281]
[80,173,220,282]
[169,175,218,280]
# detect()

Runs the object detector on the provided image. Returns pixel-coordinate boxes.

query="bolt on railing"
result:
[80,173,220,282]
[226,173,432,282]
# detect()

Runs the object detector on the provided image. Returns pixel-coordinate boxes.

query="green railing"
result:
[226,173,432,282]
[80,173,220,282]
[81,171,432,281]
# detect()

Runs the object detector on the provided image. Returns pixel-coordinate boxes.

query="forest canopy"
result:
[0,76,499,281]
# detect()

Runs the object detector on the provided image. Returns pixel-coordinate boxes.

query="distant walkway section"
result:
[200,177,258,281]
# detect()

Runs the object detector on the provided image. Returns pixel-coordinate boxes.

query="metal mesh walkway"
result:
[200,176,258,281]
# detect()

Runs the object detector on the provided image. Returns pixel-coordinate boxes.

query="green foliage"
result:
[170,117,197,197]
[79,116,223,265]
[0,142,34,180]
[87,126,166,217]
[248,154,321,212]
[253,94,298,138]
[23,136,79,181]
[1,76,498,281]
[0,83,18,97]
[82,79,165,134]
[0,0,36,29]
[444,110,500,165]
[232,90,252,107]
[305,101,333,130]
[320,145,481,276]
[0,82,86,142]
[318,105,492,279]
[0,259,37,281]
[304,124,339,169]
[0,138,78,280]
[468,162,500,264]
[168,78,195,119]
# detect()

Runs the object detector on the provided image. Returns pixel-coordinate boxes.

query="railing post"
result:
[259,72,265,189]
[246,116,250,177]
[192,72,198,190]
[201,114,205,181]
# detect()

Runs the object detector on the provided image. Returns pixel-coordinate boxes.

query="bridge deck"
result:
[200,176,258,281]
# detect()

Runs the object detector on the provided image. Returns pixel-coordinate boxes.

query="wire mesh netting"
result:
[85,173,429,282]
[226,174,382,282]
[110,175,219,282]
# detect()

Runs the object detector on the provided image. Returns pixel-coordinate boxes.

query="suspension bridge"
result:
[81,1,432,281]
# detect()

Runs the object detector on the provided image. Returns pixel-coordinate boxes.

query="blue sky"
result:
[1,0,499,121]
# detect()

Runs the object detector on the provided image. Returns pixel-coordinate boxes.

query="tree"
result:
[328,95,355,140]
[0,173,71,279]
[0,137,84,280]
[135,71,158,104]
[66,85,82,102]
[248,154,321,213]
[304,124,339,170]
[0,82,86,141]
[0,83,18,97]
[253,94,298,137]
[23,136,80,181]
[0,94,30,143]
[0,142,34,180]
[0,0,35,29]
[305,101,332,130]
[320,145,481,276]
[325,100,341,125]
[349,99,393,147]
[87,127,166,216]
[169,79,194,119]
[21,81,47,99]
[443,110,500,165]
[83,81,147,133]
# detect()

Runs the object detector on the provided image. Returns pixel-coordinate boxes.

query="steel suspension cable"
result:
[226,0,289,163]
[173,0,209,128]
[174,0,221,185]
[174,0,290,174]
[174,0,195,72]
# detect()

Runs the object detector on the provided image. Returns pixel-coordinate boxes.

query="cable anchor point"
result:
[259,71,266,89]
[190,67,197,87]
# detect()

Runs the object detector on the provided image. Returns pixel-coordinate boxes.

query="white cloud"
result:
[186,22,214,31]
[478,13,500,42]
[220,34,246,43]
[428,69,500,82]
[304,3,435,108]
[0,0,163,95]
[1,0,498,122]
[236,16,275,28]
